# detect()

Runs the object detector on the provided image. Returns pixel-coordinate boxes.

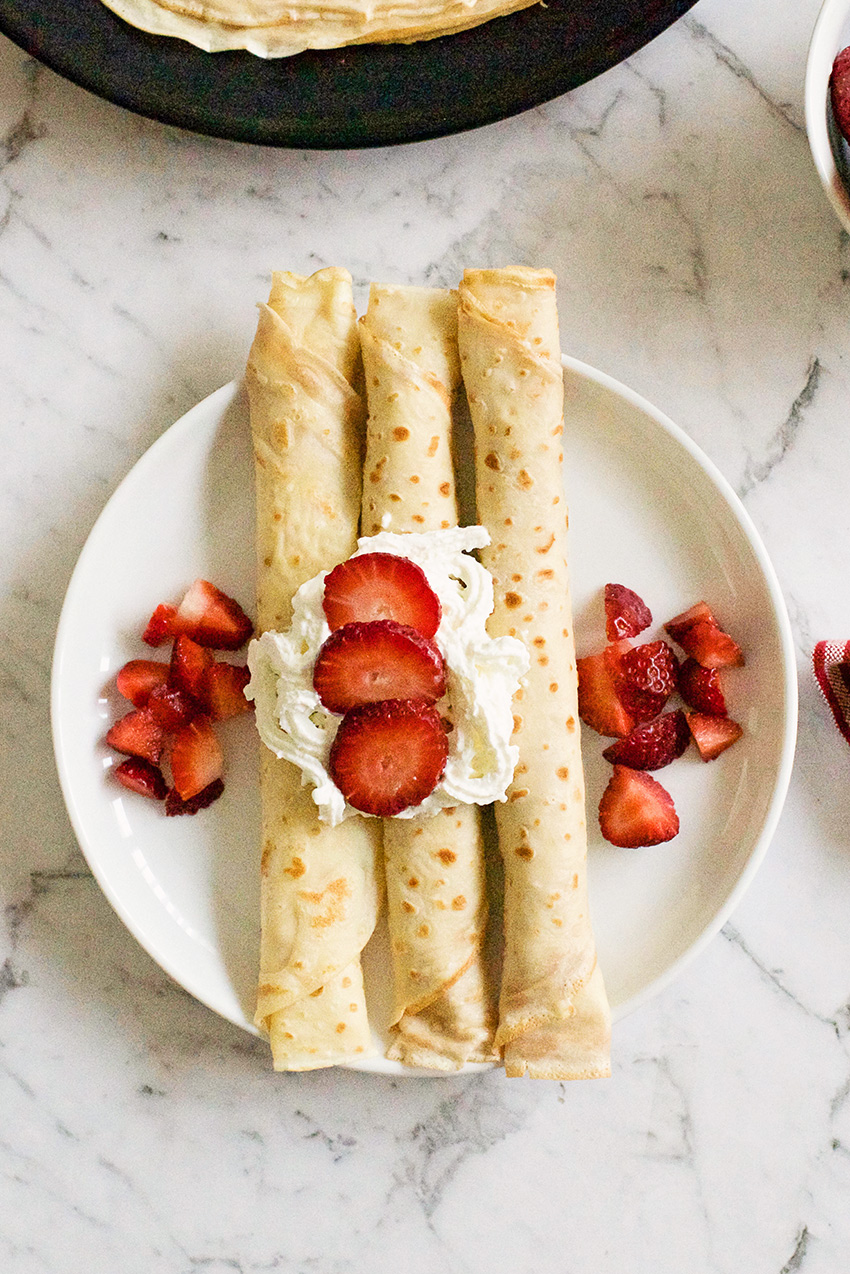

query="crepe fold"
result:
[359,284,495,1068]
[247,268,383,1070]
[457,266,611,1080]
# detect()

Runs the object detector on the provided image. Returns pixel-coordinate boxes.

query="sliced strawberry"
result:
[143,603,179,647]
[174,579,253,650]
[206,662,252,721]
[165,778,225,816]
[664,602,744,669]
[604,583,652,642]
[602,710,689,771]
[608,639,679,725]
[313,620,446,715]
[113,757,168,800]
[686,712,743,761]
[106,708,166,766]
[116,659,169,707]
[323,553,441,639]
[169,715,224,800]
[830,46,850,144]
[678,658,727,715]
[146,683,199,732]
[329,699,448,817]
[577,640,634,738]
[598,765,679,848]
[169,634,215,705]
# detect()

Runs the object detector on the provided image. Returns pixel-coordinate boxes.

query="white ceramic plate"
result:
[52,360,797,1074]
[806,0,850,234]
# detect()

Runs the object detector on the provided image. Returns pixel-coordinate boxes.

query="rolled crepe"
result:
[247,268,383,1070]
[359,284,495,1068]
[458,266,611,1080]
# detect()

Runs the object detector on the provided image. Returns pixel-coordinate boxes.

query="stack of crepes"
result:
[99,0,539,57]
[245,265,611,1079]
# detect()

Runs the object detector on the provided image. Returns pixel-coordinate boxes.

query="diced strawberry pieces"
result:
[329,699,448,817]
[169,716,224,800]
[686,712,743,761]
[577,640,634,738]
[165,778,225,816]
[313,620,446,715]
[678,658,727,715]
[174,579,253,650]
[143,603,179,647]
[607,639,679,725]
[116,659,170,707]
[602,710,690,771]
[146,683,199,732]
[113,757,168,801]
[323,553,442,639]
[604,583,652,642]
[169,634,215,705]
[664,602,744,669]
[206,662,252,721]
[106,708,166,765]
[598,765,679,848]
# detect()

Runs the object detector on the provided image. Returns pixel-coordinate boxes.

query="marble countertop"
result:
[2,0,850,1269]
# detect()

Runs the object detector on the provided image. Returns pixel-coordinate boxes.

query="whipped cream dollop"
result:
[245,526,529,827]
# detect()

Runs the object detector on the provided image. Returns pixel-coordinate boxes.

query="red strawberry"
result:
[146,683,199,732]
[323,553,441,638]
[577,640,634,738]
[598,765,679,848]
[831,46,850,144]
[169,634,215,704]
[686,712,743,761]
[143,603,179,647]
[116,659,169,706]
[165,778,225,816]
[664,602,744,669]
[329,699,448,817]
[604,583,652,642]
[608,640,679,724]
[174,579,253,650]
[678,658,727,715]
[313,621,446,715]
[602,710,689,771]
[106,708,166,766]
[113,757,168,801]
[169,716,224,800]
[206,662,252,721]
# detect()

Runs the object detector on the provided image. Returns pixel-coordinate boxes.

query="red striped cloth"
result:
[813,641,850,746]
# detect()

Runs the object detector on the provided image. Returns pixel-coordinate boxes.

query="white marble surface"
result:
[2,0,850,1269]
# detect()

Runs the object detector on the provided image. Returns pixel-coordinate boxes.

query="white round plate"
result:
[806,0,850,234]
[52,360,797,1074]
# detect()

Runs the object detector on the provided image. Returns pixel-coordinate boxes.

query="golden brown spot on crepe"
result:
[559,802,567,811]
[552,423,564,436]
[504,517,513,526]
[537,569,554,580]
[436,849,457,865]
[434,899,447,910]
[516,845,535,860]
[336,1022,346,1033]
[558,452,563,463]
[300,877,351,929]
[552,918,563,927]
[439,481,451,496]
[350,1003,358,1012]
[428,436,440,456]
[515,687,524,701]
[441,520,451,528]
[402,900,416,914]
[393,426,410,441]
[273,511,281,522]
[524,614,533,623]
[261,841,273,876]
[515,762,528,774]
[557,766,569,780]
[574,786,583,802]
[518,469,533,489]
[509,788,529,801]
[537,534,555,554]
[452,895,467,910]
[512,573,523,583]
[510,447,522,461]
[410,475,420,484]
[342,976,352,987]
[572,874,579,889]
[263,555,272,568]
[310,986,324,997]
[417,923,431,938]
[553,495,561,506]
[533,636,545,647]
[413,514,425,524]
[408,876,419,888]
[538,655,549,666]
[513,714,523,733]
[505,592,522,608]
[443,806,456,815]
[413,826,424,837]
[550,682,559,693]
[284,856,306,879]
[292,961,303,970]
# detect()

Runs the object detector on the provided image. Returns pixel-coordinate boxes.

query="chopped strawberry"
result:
[602,710,690,771]
[664,602,744,669]
[598,765,679,848]
[329,699,448,817]
[678,658,727,715]
[323,553,441,638]
[174,579,253,650]
[206,662,252,721]
[577,640,634,738]
[313,621,446,715]
[146,683,199,732]
[169,716,224,800]
[143,603,179,647]
[686,712,743,761]
[604,583,652,642]
[106,708,166,766]
[169,634,215,704]
[116,659,170,707]
[165,778,225,816]
[113,757,168,800]
[607,640,679,725]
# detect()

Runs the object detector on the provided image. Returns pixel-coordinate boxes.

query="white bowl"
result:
[806,0,850,232]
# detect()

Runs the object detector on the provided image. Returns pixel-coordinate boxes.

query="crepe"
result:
[457,266,611,1080]
[246,268,383,1070]
[99,0,540,57]
[359,284,496,1068]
